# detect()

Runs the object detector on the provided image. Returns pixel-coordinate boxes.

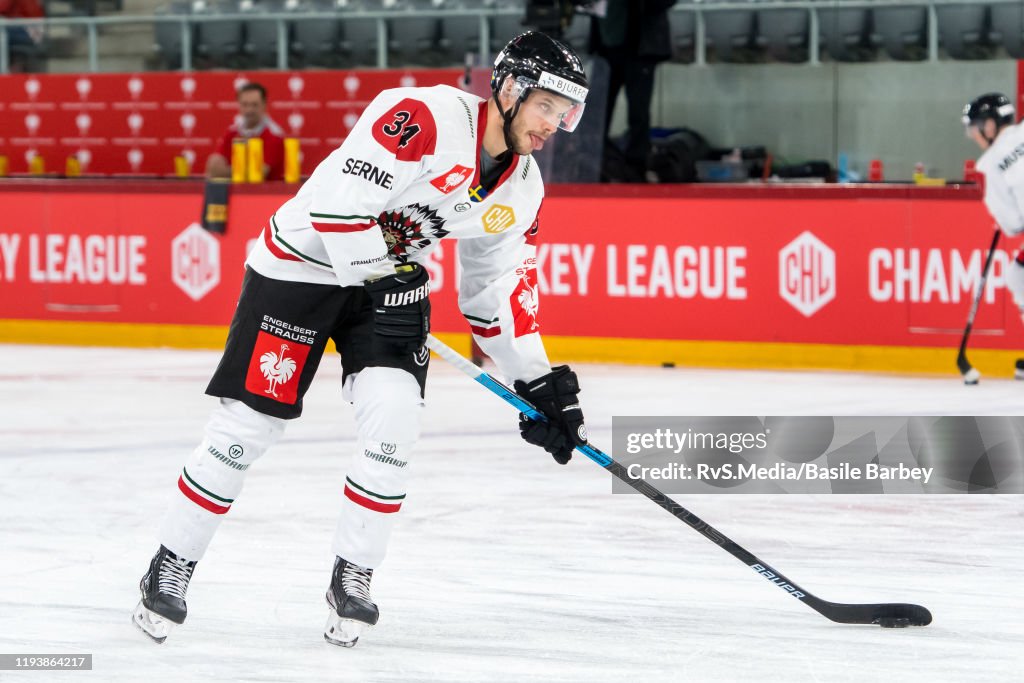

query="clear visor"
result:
[508,76,587,133]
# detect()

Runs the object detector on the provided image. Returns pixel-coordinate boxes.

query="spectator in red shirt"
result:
[1,0,45,72]
[0,0,44,21]
[206,82,286,181]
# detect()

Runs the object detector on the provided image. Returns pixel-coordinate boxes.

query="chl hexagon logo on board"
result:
[172,223,220,301]
[778,231,835,317]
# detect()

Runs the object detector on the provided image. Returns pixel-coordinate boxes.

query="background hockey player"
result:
[963,93,1024,378]
[133,31,591,647]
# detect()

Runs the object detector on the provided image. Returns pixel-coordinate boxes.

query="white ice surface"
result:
[0,345,1022,682]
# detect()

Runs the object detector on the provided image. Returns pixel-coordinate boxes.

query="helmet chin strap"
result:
[493,76,526,155]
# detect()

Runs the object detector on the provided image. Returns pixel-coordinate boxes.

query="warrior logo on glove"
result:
[364,263,431,353]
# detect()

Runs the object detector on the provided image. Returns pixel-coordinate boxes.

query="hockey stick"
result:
[426,334,932,628]
[957,229,1001,385]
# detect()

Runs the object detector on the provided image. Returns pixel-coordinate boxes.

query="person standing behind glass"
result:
[0,0,44,72]
[591,0,676,183]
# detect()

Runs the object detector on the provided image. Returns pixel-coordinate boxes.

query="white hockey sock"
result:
[159,398,286,560]
[1007,258,1024,317]
[332,367,423,569]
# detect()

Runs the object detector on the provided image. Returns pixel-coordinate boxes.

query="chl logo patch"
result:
[244,331,311,405]
[430,164,472,194]
[482,204,516,234]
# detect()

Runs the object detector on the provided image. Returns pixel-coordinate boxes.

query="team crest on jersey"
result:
[430,164,472,194]
[377,203,449,260]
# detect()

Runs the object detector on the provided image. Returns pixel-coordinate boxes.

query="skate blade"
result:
[132,600,174,644]
[324,610,371,648]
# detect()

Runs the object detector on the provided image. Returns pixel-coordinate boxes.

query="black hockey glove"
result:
[513,365,587,465]
[364,263,431,353]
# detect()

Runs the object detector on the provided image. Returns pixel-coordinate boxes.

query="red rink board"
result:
[0,181,1017,352]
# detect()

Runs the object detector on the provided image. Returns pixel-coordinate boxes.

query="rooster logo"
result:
[25,77,40,100]
[76,77,92,100]
[128,76,144,99]
[343,74,360,98]
[510,269,540,337]
[518,279,539,319]
[259,343,297,397]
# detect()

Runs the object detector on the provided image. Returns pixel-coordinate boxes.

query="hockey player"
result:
[963,93,1024,378]
[133,31,591,647]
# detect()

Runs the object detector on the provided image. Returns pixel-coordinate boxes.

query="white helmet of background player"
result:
[962,93,1015,146]
[490,31,589,150]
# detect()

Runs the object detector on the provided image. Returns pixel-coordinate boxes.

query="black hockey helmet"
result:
[491,31,589,143]
[962,93,1015,141]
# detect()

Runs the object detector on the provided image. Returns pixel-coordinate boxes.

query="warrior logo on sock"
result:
[245,331,311,404]
[377,203,449,261]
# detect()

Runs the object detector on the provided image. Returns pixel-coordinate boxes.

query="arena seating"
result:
[8,0,1024,72]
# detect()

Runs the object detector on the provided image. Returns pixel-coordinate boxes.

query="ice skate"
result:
[132,545,197,644]
[324,556,379,647]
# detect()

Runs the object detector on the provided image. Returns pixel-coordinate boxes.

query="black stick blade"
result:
[816,600,932,627]
[872,603,932,628]
[956,349,973,376]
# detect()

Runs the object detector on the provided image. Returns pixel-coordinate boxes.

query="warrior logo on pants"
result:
[245,331,310,404]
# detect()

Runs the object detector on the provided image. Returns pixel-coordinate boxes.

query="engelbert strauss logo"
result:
[778,231,835,317]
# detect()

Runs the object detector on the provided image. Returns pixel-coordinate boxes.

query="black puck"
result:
[876,617,911,628]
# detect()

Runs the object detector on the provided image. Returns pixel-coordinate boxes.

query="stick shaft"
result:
[425,335,930,626]
[957,230,1002,372]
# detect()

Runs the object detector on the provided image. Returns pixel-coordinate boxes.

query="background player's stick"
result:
[957,229,1001,385]
[426,334,932,628]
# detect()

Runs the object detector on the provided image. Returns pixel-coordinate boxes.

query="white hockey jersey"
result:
[246,84,551,383]
[977,122,1024,236]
